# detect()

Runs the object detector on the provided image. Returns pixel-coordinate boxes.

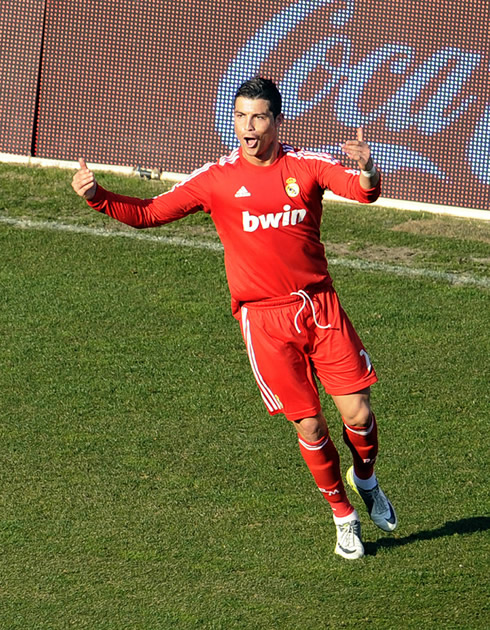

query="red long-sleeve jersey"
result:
[87,144,380,316]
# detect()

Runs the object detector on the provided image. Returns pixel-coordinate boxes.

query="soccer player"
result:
[72,77,397,559]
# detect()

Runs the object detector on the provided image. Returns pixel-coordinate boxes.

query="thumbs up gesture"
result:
[341,127,374,170]
[71,158,97,200]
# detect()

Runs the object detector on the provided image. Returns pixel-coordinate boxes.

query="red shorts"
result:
[239,287,378,421]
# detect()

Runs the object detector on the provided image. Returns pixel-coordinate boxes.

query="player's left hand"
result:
[341,127,373,171]
[72,158,98,200]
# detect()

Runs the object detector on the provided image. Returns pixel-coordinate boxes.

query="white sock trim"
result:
[343,418,374,436]
[298,435,329,451]
[333,509,359,525]
[353,470,377,491]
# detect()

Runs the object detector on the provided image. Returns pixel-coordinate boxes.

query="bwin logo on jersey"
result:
[243,205,306,232]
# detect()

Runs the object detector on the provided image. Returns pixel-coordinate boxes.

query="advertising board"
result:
[1,1,488,210]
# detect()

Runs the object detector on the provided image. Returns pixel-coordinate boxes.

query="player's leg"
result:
[332,387,378,481]
[294,412,364,559]
[332,389,397,532]
[241,304,350,514]
[239,301,364,558]
[309,288,397,533]
[294,412,353,517]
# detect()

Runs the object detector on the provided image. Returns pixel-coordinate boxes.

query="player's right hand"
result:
[71,158,97,200]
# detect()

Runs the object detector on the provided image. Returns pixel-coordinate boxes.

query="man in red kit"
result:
[72,77,397,560]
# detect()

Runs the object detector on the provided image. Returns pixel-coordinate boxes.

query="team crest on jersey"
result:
[285,177,300,198]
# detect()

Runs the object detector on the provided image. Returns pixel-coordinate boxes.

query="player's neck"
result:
[241,142,281,167]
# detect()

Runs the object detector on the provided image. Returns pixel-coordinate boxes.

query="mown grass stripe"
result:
[1,214,488,289]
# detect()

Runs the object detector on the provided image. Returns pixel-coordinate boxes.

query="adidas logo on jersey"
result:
[242,205,307,232]
[235,186,251,198]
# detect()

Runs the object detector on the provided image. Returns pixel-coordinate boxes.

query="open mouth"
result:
[244,136,259,149]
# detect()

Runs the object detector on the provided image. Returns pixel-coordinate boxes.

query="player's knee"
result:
[343,403,372,428]
[294,413,328,442]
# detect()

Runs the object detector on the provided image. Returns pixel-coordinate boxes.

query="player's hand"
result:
[341,127,373,171]
[72,158,97,200]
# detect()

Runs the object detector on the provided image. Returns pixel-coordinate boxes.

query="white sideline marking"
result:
[0,214,488,289]
[0,215,223,251]
[328,257,490,289]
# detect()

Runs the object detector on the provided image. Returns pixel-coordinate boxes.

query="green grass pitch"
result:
[0,163,489,629]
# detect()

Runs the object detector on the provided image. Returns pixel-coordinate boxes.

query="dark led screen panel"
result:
[0,0,45,155]
[17,1,490,210]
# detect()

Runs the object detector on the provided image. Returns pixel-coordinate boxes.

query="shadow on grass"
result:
[364,516,490,556]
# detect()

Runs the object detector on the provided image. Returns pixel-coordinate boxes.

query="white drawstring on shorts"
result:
[290,289,332,334]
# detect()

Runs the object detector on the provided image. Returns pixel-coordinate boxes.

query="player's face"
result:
[234,97,284,166]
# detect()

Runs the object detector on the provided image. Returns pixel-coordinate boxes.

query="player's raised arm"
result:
[72,158,98,200]
[341,127,380,189]
[70,156,210,230]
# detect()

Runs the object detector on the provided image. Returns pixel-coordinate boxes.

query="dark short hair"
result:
[234,77,282,118]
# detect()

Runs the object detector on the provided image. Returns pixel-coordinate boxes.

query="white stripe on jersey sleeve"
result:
[284,146,340,166]
[155,148,240,198]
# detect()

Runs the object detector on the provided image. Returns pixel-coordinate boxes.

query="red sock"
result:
[342,413,379,480]
[298,433,354,518]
